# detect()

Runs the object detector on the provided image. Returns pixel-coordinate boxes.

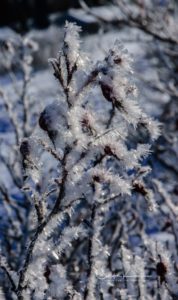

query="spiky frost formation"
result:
[2,22,178,300]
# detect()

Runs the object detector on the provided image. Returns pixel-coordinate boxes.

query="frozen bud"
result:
[20,139,31,172]
[39,108,52,132]
[63,21,81,70]
[49,58,61,81]
[100,82,113,103]
[100,81,125,112]
[39,107,58,146]
[156,261,167,284]
[104,145,113,155]
[81,117,94,136]
[113,57,122,64]
[43,265,51,284]
[20,139,30,158]
[133,181,148,197]
[93,175,101,183]
[39,101,67,149]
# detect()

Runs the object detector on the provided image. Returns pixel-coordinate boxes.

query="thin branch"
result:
[0,90,20,145]
[0,265,17,293]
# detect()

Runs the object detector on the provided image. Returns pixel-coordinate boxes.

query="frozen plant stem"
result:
[84,204,96,300]
[16,147,70,298]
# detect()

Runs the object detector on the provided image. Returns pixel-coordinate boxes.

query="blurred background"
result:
[0,0,105,30]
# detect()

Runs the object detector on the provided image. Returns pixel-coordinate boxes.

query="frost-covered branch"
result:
[2,22,178,300]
